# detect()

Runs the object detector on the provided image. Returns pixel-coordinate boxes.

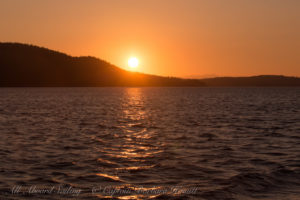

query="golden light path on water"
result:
[95,88,165,199]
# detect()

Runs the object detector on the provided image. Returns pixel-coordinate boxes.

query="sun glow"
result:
[128,57,139,70]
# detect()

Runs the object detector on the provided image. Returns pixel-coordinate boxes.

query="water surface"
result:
[0,87,299,199]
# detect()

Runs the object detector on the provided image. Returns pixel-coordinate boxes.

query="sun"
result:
[128,57,139,69]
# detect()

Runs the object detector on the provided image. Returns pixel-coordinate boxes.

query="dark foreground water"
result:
[0,88,299,200]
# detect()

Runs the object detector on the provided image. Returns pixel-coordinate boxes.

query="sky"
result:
[0,0,299,77]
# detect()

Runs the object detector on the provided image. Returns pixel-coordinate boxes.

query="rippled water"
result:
[0,87,299,200]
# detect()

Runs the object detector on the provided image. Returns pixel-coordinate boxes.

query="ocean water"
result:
[0,87,299,200]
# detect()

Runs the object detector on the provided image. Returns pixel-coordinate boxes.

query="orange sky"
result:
[1,0,299,77]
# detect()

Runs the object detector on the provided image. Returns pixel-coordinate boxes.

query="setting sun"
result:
[128,57,139,69]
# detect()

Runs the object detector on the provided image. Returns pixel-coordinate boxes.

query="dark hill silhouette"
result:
[0,43,204,87]
[201,75,300,87]
[0,42,299,87]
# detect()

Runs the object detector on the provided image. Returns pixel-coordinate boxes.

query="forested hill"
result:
[0,43,204,87]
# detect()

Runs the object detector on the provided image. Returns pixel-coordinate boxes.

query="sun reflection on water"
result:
[119,88,159,160]
[94,88,164,199]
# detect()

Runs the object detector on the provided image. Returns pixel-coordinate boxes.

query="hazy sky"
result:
[1,0,299,77]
